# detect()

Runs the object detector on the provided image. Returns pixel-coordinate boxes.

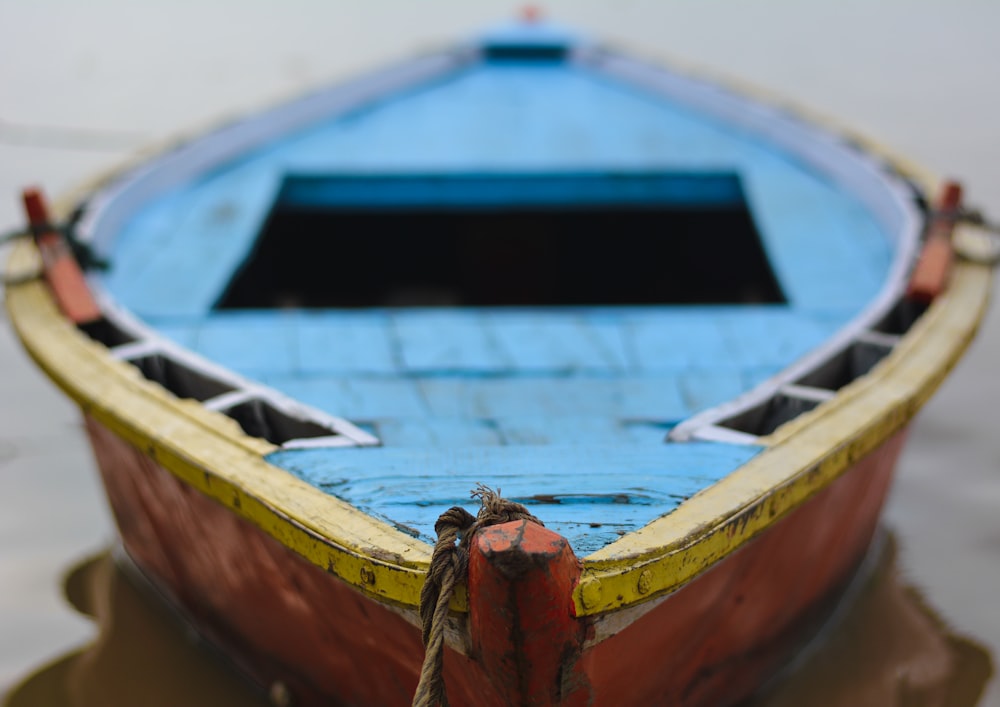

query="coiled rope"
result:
[412,485,543,707]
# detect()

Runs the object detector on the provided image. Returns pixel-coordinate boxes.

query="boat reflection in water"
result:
[3,551,266,707]
[3,533,992,707]
[746,534,993,707]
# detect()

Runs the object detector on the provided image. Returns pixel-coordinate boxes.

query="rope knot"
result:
[413,486,543,707]
[432,506,475,539]
[472,484,542,528]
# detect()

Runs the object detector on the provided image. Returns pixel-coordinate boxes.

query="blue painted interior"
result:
[269,442,761,553]
[102,61,891,319]
[276,171,747,210]
[97,37,895,555]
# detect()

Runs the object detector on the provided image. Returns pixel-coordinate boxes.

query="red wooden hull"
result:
[85,413,905,706]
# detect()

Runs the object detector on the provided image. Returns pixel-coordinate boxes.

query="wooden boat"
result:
[4,16,995,707]
[5,534,992,707]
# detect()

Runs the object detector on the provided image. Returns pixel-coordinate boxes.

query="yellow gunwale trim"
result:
[7,205,991,618]
[3,55,992,619]
[5,242,436,610]
[564,53,993,614]
[574,235,991,614]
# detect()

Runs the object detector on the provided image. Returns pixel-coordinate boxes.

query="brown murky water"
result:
[2,552,266,707]
[2,1,999,704]
[0,536,991,707]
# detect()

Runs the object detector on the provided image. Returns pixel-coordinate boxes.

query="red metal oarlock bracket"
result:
[906,181,962,303]
[20,187,102,325]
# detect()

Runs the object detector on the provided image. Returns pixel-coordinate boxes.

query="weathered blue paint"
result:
[276,172,747,210]
[96,38,896,553]
[101,61,892,319]
[137,307,840,552]
[267,441,762,554]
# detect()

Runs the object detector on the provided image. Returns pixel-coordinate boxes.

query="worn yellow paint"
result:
[555,65,994,614]
[3,58,992,620]
[574,252,991,614]
[5,248,438,610]
[6,185,993,618]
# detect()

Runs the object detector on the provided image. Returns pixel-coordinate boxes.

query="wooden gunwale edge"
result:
[574,235,992,615]
[566,46,993,615]
[585,40,934,188]
[4,252,435,610]
[10,204,988,620]
[3,46,473,614]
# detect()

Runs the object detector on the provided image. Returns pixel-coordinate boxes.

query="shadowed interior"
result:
[217,202,785,309]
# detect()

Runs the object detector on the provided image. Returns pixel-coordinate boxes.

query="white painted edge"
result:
[778,384,837,404]
[855,330,902,349]
[108,339,162,361]
[67,48,481,452]
[280,435,367,451]
[575,47,924,443]
[94,291,379,448]
[688,424,762,446]
[202,390,256,412]
[75,49,472,254]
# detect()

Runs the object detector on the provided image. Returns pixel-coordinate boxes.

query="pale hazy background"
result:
[1,0,998,702]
